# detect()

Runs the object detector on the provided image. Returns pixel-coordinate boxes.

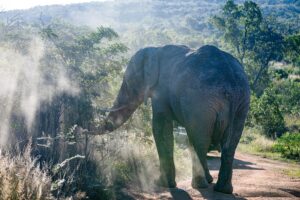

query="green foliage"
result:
[273,80,300,116]
[273,133,300,160]
[38,22,128,134]
[125,104,153,137]
[212,0,285,95]
[271,69,288,80]
[284,34,300,67]
[249,87,286,138]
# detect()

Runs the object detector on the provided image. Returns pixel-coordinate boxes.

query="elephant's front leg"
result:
[152,112,176,188]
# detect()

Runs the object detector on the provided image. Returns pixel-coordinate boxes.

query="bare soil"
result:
[118,152,300,200]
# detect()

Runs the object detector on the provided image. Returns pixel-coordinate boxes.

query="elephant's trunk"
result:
[99,81,144,133]
[106,82,143,131]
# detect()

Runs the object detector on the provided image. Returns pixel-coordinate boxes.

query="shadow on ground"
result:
[196,184,246,200]
[168,186,246,200]
[279,188,300,197]
[207,154,264,171]
[169,188,193,200]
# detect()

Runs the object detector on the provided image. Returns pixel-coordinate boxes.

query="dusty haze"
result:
[0,38,78,146]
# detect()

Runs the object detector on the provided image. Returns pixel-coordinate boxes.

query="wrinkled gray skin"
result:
[97,45,250,194]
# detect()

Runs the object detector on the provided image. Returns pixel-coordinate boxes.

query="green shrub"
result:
[274,81,300,116]
[272,69,288,79]
[273,133,300,160]
[248,87,286,138]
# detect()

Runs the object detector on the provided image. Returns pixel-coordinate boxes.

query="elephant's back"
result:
[180,45,249,90]
[169,45,250,126]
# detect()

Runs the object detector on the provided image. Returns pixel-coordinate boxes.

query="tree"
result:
[246,23,284,92]
[0,19,128,157]
[39,22,128,136]
[211,0,285,95]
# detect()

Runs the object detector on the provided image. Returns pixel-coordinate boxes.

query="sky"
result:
[0,0,112,11]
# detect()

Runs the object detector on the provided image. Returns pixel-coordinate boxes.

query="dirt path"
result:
[120,152,300,200]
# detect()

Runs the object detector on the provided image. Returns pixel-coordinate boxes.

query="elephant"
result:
[89,45,250,194]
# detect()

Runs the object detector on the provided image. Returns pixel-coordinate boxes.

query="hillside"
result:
[0,0,299,50]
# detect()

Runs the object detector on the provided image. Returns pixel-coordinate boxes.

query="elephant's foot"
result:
[206,173,213,184]
[154,176,176,188]
[191,176,209,189]
[214,181,233,194]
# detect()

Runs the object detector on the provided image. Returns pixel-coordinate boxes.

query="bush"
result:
[273,80,300,116]
[272,68,288,79]
[248,87,286,138]
[273,132,300,160]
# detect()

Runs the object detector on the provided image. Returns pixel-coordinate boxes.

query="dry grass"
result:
[238,128,280,159]
[0,145,53,200]
[282,168,300,178]
[103,131,193,191]
[285,115,300,132]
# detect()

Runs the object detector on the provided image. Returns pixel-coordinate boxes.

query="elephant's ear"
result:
[144,48,159,104]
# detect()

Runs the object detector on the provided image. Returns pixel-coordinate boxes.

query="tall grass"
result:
[238,128,280,159]
[0,145,53,200]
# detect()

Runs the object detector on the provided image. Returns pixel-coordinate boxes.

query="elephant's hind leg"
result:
[186,118,215,189]
[214,103,249,194]
[189,144,213,188]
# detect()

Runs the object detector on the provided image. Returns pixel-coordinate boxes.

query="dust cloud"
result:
[0,38,78,146]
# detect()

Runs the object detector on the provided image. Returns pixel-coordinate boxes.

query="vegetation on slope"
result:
[0,0,299,199]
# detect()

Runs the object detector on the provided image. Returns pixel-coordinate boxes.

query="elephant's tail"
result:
[223,103,236,149]
[222,89,250,149]
[211,112,225,151]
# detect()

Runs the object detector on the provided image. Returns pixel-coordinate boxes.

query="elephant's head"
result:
[96,47,159,133]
